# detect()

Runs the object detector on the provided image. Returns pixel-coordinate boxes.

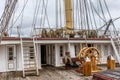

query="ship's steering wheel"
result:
[77,47,101,64]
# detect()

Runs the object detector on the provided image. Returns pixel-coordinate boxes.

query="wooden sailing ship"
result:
[0,0,120,77]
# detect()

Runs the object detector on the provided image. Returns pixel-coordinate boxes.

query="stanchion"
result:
[83,57,91,76]
[107,55,116,70]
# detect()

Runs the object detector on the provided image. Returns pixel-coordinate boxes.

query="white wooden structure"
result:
[0,37,118,73]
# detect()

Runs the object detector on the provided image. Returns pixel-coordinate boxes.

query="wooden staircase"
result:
[20,38,39,77]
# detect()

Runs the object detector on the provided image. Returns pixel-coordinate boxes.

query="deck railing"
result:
[32,28,119,39]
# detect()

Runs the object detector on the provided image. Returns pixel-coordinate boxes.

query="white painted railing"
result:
[20,38,25,77]
[111,38,120,64]
[33,37,39,75]
[110,26,120,65]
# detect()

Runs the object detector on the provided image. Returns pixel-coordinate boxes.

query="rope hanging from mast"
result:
[0,0,18,37]
[29,0,119,39]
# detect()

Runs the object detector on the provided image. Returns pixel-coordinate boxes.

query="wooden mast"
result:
[64,0,74,36]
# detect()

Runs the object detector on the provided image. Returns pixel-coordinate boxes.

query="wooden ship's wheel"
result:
[77,47,102,73]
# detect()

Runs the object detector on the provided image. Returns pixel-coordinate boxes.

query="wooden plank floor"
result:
[0,66,92,80]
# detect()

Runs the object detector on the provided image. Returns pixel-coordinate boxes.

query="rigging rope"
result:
[89,0,97,31]
[82,0,86,30]
[32,0,41,36]
[6,0,28,38]
[76,0,78,29]
[84,0,90,31]
[18,0,26,37]
[77,0,81,30]
[86,0,93,30]
[98,0,108,31]
[56,0,58,29]
[59,0,62,28]
[97,0,102,27]
[39,0,44,28]
[103,0,112,19]
[62,0,66,29]
[89,0,106,22]
[8,8,15,36]
[99,0,107,22]
[81,0,87,46]
[32,0,39,27]
[42,0,50,29]
[8,0,29,30]
[79,0,83,30]
[103,0,117,31]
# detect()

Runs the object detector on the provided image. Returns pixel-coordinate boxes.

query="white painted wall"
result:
[16,45,22,71]
[69,43,75,58]
[0,45,7,72]
[0,44,23,72]
[38,44,42,69]
[55,44,66,67]
[0,44,42,72]
[55,43,80,67]
[55,43,116,67]
[96,44,115,64]
[55,44,60,67]
[0,42,117,72]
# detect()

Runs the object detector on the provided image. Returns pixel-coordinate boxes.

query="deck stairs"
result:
[110,28,120,65]
[20,37,39,77]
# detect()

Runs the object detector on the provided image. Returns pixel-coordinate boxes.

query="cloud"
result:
[0,1,5,17]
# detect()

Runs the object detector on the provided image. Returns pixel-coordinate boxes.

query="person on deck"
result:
[64,52,73,69]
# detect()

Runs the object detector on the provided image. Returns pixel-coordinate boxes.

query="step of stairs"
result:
[21,38,39,77]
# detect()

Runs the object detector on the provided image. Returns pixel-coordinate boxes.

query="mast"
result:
[64,0,74,37]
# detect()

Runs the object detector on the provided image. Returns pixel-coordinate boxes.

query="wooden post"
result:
[107,55,116,70]
[83,57,91,76]
[91,55,97,71]
[107,60,115,70]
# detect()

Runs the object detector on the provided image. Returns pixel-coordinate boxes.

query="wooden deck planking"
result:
[0,67,92,80]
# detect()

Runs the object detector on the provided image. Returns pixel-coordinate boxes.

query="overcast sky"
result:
[0,0,120,37]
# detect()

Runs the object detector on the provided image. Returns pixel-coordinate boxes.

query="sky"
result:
[0,0,120,37]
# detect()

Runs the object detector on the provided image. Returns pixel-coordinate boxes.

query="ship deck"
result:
[93,69,120,80]
[0,66,120,80]
[0,66,92,80]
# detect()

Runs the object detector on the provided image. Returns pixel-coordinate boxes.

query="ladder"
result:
[20,37,39,77]
[110,27,120,65]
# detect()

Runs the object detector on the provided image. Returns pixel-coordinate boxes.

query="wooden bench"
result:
[62,57,80,67]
